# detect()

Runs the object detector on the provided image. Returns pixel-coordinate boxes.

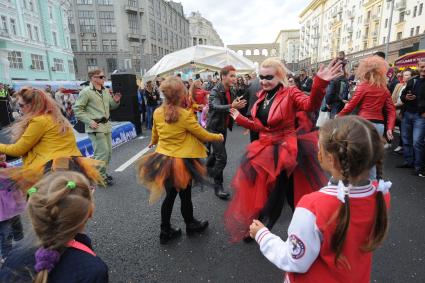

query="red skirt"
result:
[224,120,328,242]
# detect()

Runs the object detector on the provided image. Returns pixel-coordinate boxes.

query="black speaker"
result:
[110,73,142,135]
[73,120,85,133]
[0,100,13,129]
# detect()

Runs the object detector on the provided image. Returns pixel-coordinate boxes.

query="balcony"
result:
[396,0,406,11]
[127,33,146,41]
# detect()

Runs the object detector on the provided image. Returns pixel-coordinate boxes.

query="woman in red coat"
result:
[225,58,343,242]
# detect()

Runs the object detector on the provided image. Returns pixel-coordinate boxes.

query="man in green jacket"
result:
[73,69,121,186]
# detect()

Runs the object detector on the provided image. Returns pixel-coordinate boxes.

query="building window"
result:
[33,26,39,41]
[411,28,414,36]
[27,24,32,40]
[414,6,417,17]
[10,18,16,35]
[396,32,402,40]
[97,0,112,5]
[68,17,75,33]
[68,60,75,74]
[31,54,44,70]
[77,0,92,4]
[82,39,89,51]
[110,40,117,51]
[419,3,423,15]
[28,0,34,11]
[416,26,420,35]
[23,0,27,9]
[99,11,115,33]
[128,0,136,7]
[8,51,23,69]
[149,19,155,39]
[48,6,53,19]
[91,40,97,51]
[382,36,386,44]
[385,18,388,28]
[78,11,95,33]
[399,11,405,23]
[156,23,161,42]
[128,13,138,34]
[86,58,97,71]
[1,16,8,34]
[52,31,57,46]
[106,58,117,73]
[71,39,77,51]
[53,58,64,72]
[102,39,109,51]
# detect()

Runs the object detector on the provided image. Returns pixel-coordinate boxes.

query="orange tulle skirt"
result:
[0,157,105,194]
[136,152,207,204]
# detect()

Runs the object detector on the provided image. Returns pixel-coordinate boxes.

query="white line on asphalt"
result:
[114,146,151,172]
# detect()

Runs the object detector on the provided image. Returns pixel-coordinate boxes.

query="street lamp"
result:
[385,0,395,58]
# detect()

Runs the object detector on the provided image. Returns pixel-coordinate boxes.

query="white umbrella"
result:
[144,45,255,80]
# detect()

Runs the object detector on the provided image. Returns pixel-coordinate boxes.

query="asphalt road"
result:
[86,126,425,283]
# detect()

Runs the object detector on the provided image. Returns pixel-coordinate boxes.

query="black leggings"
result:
[161,180,194,227]
[259,171,294,230]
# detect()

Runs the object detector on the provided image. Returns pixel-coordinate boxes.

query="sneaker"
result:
[414,170,425,178]
[393,146,403,153]
[396,163,414,169]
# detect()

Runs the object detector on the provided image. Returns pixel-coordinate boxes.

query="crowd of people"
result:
[0,50,423,283]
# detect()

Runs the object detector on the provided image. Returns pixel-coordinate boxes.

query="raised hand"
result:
[316,59,344,81]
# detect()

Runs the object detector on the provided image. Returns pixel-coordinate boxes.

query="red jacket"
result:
[339,83,396,130]
[236,77,329,137]
[193,88,209,105]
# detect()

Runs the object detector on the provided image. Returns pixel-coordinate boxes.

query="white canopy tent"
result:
[143,45,255,81]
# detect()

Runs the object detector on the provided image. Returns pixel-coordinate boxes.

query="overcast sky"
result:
[177,0,311,45]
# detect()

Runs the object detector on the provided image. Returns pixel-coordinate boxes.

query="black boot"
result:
[186,219,209,236]
[214,184,230,200]
[160,224,182,244]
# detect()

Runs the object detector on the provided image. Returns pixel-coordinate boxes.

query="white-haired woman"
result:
[224,58,342,242]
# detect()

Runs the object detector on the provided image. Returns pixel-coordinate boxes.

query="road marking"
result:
[114,146,151,172]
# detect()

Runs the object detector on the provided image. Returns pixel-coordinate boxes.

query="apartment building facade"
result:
[69,0,190,80]
[0,0,75,83]
[274,29,300,70]
[299,0,424,69]
[188,11,224,47]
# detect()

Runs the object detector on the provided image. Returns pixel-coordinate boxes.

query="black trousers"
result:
[161,180,194,227]
[206,130,227,185]
[259,171,294,230]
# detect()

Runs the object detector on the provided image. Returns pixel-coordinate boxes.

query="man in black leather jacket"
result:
[206,65,247,200]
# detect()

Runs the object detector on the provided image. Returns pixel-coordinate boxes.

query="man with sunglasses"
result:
[73,69,121,186]
[206,65,247,200]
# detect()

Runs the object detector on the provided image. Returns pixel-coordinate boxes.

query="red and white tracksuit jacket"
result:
[255,181,391,283]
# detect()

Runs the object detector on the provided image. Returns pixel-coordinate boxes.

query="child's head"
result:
[28,171,94,282]
[318,116,384,183]
[318,116,388,266]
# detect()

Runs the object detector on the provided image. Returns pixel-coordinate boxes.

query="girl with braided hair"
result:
[0,171,108,283]
[249,116,390,283]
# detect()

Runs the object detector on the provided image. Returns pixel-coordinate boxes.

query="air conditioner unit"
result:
[51,67,56,71]
[93,32,97,37]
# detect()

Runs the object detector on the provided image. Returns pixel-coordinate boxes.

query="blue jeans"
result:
[370,122,385,180]
[402,112,425,170]
[146,105,157,130]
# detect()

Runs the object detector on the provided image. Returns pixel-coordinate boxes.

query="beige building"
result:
[188,11,224,47]
[274,29,300,70]
[227,43,279,69]
[299,0,425,67]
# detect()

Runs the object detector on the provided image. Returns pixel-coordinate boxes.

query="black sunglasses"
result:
[93,75,105,79]
[259,75,274,81]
